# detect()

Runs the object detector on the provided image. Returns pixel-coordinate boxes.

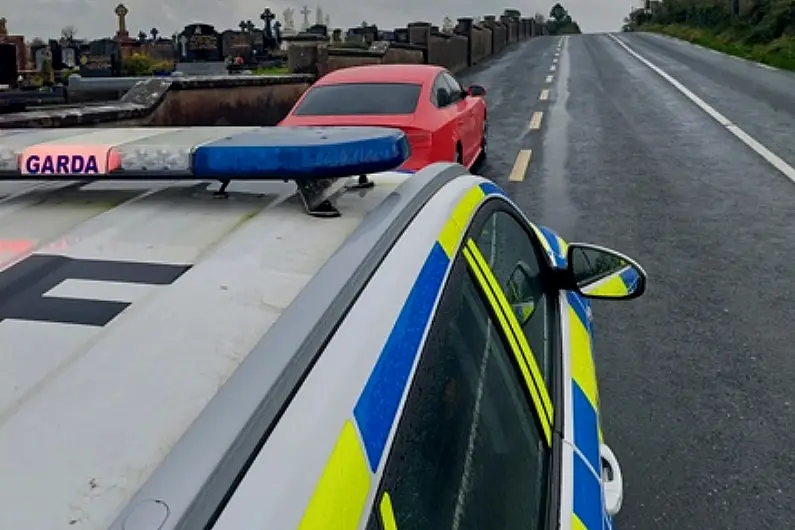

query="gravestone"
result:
[78,38,119,77]
[221,29,252,61]
[178,23,222,62]
[0,43,17,86]
[61,46,78,68]
[306,24,328,38]
[32,45,47,71]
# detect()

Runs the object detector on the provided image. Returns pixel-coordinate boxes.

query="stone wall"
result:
[1,9,542,128]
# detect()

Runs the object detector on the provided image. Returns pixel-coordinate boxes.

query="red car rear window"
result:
[293,82,422,116]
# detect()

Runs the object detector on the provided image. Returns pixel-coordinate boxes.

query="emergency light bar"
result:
[0,126,411,217]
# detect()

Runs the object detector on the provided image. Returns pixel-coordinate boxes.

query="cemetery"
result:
[0,5,547,126]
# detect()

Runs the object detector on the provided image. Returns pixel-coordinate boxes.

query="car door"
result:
[443,72,485,164]
[474,205,611,530]
[440,72,478,164]
[362,195,561,530]
[430,72,462,162]
[457,196,611,530]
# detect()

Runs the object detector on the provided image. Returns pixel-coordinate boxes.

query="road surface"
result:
[462,32,795,529]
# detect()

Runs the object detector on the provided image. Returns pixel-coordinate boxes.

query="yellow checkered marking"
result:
[298,420,371,530]
[438,185,487,258]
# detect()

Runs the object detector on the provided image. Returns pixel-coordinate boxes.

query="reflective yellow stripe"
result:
[465,239,554,425]
[572,513,589,530]
[379,492,399,530]
[298,420,371,530]
[569,307,599,410]
[464,246,552,446]
[438,185,487,258]
[582,272,629,297]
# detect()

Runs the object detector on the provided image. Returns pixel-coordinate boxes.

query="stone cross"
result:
[239,20,247,32]
[316,6,323,26]
[114,4,129,34]
[261,8,275,37]
[300,5,311,31]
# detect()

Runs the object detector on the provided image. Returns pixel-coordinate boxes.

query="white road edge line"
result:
[609,34,795,184]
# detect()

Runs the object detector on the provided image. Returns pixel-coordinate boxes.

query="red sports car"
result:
[279,64,488,171]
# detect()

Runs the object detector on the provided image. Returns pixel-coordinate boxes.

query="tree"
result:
[31,37,45,46]
[61,25,77,41]
[150,28,159,41]
[550,3,568,22]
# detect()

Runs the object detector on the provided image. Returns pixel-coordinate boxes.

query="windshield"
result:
[293,82,422,116]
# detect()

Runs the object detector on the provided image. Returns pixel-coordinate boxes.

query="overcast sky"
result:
[4,0,627,41]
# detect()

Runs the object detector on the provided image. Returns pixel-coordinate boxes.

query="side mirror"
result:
[566,243,647,300]
[467,84,486,97]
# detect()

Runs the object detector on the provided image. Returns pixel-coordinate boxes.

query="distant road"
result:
[462,33,795,530]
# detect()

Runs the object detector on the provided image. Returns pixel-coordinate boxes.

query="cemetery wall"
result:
[1,10,542,128]
[0,75,313,128]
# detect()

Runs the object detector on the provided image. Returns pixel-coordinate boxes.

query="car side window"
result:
[474,209,555,388]
[432,75,452,108]
[442,72,464,103]
[367,262,550,530]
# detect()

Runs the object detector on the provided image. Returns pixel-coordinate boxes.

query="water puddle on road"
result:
[539,36,578,238]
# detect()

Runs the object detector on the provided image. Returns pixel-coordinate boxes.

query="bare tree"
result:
[61,25,77,41]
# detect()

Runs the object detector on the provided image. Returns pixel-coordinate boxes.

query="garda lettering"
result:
[25,154,100,175]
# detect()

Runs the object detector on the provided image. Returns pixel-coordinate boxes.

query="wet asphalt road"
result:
[462,33,795,529]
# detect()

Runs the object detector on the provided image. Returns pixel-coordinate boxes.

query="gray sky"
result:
[4,0,624,42]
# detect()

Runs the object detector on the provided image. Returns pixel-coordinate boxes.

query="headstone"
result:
[179,23,221,62]
[78,53,114,77]
[0,43,17,86]
[222,29,252,61]
[78,38,119,77]
[306,24,328,38]
[300,5,311,31]
[61,47,77,68]
[32,45,47,71]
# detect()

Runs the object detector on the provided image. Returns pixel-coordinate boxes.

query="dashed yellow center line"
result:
[539,89,550,101]
[508,149,533,182]
[545,74,554,83]
[549,64,557,72]
[529,111,544,130]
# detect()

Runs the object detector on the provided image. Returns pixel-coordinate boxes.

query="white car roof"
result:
[0,127,472,530]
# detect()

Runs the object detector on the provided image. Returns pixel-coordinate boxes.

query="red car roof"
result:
[313,64,444,86]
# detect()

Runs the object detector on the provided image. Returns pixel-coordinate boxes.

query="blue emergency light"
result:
[192,126,411,179]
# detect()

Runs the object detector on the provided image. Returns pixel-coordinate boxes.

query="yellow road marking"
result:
[529,111,544,130]
[539,89,550,101]
[545,74,554,83]
[508,149,533,182]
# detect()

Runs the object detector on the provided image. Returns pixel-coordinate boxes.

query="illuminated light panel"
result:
[20,145,121,176]
[117,145,194,172]
[192,126,410,179]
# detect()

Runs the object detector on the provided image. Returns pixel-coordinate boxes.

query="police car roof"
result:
[0,158,473,529]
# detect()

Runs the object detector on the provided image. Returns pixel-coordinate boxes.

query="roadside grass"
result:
[252,66,289,75]
[641,23,795,72]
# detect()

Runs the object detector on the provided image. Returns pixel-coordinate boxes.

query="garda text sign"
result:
[20,145,120,176]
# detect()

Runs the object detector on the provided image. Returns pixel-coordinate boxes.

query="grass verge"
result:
[640,23,795,71]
